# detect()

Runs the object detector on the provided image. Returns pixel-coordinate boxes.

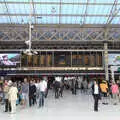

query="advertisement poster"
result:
[108,54,120,65]
[0,53,20,66]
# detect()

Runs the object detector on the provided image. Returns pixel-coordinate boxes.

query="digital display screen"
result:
[0,53,20,67]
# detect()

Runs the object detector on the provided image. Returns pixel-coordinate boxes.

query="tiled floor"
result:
[0,90,120,120]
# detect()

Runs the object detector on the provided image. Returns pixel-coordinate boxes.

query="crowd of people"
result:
[92,79,120,112]
[0,76,120,113]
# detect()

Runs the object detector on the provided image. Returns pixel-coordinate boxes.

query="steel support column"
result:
[52,51,54,67]
[71,51,72,67]
[104,42,109,81]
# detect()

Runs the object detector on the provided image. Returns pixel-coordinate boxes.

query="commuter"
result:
[83,79,88,94]
[38,79,47,108]
[116,80,120,102]
[59,80,64,97]
[21,78,29,107]
[111,81,119,105]
[108,81,113,99]
[3,80,11,112]
[35,79,40,104]
[54,77,61,99]
[71,79,75,95]
[100,80,109,105]
[92,80,100,112]
[0,85,2,103]
[29,80,36,107]
[43,77,49,98]
[74,79,78,95]
[80,81,84,93]
[8,82,18,114]
[17,82,22,105]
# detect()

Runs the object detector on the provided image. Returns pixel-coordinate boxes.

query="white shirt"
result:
[55,77,61,82]
[38,80,47,92]
[35,83,39,89]
[94,84,99,94]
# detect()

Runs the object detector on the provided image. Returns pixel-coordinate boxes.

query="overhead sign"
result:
[108,54,120,65]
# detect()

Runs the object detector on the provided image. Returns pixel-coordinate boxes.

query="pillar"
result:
[104,42,109,81]
[52,51,54,67]
[71,52,72,67]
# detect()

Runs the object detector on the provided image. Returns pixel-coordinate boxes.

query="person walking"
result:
[8,82,18,114]
[38,79,47,108]
[21,78,29,107]
[54,79,60,99]
[100,80,108,105]
[29,80,36,107]
[111,81,119,105]
[59,80,64,97]
[3,80,11,112]
[92,80,100,112]
[75,79,78,95]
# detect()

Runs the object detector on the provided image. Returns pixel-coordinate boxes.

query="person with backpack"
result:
[100,80,109,105]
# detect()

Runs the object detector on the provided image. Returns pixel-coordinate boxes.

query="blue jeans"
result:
[39,92,45,107]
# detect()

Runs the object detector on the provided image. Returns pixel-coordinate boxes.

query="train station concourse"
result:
[0,0,120,120]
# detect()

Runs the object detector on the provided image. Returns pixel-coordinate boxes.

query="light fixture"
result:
[25,40,31,45]
[24,49,38,55]
[23,0,37,56]
[33,51,38,55]
[23,49,30,54]
[27,52,33,56]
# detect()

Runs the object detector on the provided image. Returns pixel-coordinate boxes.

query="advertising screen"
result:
[108,54,120,65]
[0,53,20,67]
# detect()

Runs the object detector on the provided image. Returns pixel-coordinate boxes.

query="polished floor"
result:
[0,90,120,120]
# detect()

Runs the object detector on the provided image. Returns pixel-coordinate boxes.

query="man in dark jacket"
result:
[92,80,101,112]
[54,80,60,99]
[29,80,36,107]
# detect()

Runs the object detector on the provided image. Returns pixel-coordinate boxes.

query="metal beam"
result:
[106,0,120,24]
[0,39,111,42]
[0,13,120,17]
[1,49,120,52]
[3,0,12,23]
[0,49,104,52]
[0,24,119,28]
[83,0,89,24]
[31,0,37,24]
[106,0,117,23]
[0,2,120,5]
[1,72,105,77]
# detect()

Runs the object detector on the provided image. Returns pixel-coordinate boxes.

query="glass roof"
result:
[0,0,120,24]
